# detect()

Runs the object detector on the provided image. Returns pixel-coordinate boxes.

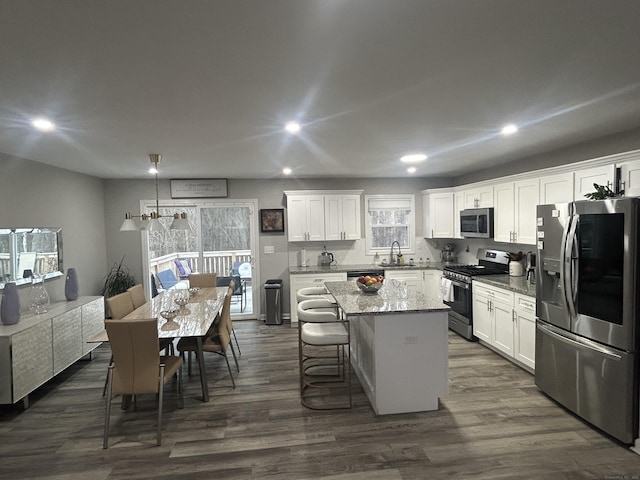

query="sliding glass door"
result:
[142,199,258,319]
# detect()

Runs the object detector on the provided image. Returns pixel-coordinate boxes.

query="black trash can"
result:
[264,279,283,325]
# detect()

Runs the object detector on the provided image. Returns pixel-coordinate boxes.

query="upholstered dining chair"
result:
[177,289,237,388]
[127,284,146,309]
[188,273,218,288]
[106,291,135,319]
[217,275,244,311]
[103,317,184,448]
[297,297,351,410]
[103,290,173,397]
[215,276,242,355]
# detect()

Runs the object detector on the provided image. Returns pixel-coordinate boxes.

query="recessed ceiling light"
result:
[407,167,417,174]
[149,167,158,174]
[400,153,427,163]
[283,167,292,175]
[501,124,518,136]
[284,121,301,134]
[31,117,55,132]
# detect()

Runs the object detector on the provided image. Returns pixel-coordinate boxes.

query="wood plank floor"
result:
[1,320,639,479]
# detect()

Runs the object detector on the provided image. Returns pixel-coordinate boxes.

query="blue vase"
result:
[1,282,20,325]
[65,268,79,301]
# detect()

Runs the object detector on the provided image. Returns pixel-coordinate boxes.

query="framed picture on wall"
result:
[260,208,285,233]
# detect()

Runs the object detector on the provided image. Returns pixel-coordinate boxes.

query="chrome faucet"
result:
[390,240,402,265]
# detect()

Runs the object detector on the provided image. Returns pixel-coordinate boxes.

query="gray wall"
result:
[455,126,640,186]
[0,153,108,308]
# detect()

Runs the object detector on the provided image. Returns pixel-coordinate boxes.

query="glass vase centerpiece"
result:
[29,274,50,314]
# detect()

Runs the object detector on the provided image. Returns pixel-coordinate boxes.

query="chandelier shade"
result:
[119,154,191,232]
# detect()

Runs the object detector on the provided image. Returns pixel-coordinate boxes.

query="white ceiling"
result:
[1,0,639,180]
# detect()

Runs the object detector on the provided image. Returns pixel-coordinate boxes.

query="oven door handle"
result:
[444,277,469,290]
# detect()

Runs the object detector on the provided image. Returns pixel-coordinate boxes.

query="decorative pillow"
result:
[179,259,192,275]
[174,259,192,279]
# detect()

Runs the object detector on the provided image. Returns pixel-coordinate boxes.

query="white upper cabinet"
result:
[574,164,616,200]
[493,179,539,245]
[324,194,361,241]
[618,157,640,197]
[494,183,515,243]
[464,185,494,208]
[286,194,325,242]
[454,190,464,239]
[539,172,574,205]
[423,190,454,238]
[285,190,362,242]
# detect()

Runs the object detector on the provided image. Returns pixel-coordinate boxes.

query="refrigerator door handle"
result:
[562,213,579,319]
[538,322,622,360]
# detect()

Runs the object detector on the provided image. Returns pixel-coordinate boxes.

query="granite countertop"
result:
[289,262,446,275]
[324,281,450,316]
[472,274,536,297]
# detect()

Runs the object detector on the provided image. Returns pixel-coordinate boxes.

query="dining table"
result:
[90,286,226,402]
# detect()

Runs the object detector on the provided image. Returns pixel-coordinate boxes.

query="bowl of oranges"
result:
[355,274,384,294]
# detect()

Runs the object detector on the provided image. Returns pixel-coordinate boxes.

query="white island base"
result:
[349,310,448,415]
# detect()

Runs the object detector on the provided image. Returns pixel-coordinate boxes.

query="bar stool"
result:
[296,286,331,303]
[298,298,351,410]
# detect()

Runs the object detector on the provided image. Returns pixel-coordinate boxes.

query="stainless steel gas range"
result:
[442,249,510,341]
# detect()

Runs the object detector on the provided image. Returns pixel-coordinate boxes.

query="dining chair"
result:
[103,290,173,397]
[217,275,244,308]
[127,284,146,309]
[177,290,237,388]
[103,317,184,448]
[215,276,242,354]
[297,297,351,410]
[106,291,135,319]
[189,273,218,288]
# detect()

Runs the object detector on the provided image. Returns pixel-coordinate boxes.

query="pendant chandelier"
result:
[119,154,190,232]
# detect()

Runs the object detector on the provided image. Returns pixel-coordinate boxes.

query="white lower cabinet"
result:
[473,282,535,372]
[514,293,536,371]
[384,269,422,295]
[289,272,347,325]
[421,269,442,301]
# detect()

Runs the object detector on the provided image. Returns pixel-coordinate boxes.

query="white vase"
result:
[509,261,524,277]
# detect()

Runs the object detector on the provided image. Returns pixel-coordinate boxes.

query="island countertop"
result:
[324,281,450,316]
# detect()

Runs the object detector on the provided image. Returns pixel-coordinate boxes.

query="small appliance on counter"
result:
[318,246,336,266]
[525,251,536,284]
[298,248,309,267]
[441,243,457,264]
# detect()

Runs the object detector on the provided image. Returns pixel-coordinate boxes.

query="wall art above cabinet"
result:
[284,190,362,242]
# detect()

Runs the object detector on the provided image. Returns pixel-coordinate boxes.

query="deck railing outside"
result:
[150,250,252,279]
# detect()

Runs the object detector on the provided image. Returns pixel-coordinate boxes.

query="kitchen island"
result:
[325,281,450,415]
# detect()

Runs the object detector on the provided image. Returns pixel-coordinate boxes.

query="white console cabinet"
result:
[0,296,104,406]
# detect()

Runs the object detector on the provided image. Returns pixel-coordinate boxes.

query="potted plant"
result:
[584,183,623,200]
[102,256,136,298]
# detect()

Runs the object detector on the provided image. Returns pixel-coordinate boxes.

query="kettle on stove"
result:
[318,246,336,266]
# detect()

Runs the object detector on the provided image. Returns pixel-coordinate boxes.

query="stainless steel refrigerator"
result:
[536,198,640,444]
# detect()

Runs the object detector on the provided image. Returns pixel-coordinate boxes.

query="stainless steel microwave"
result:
[460,208,494,238]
